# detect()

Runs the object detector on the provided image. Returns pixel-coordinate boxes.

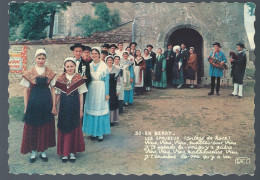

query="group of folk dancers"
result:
[20,41,247,163]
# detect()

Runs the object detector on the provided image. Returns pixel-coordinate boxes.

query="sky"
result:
[244,3,255,50]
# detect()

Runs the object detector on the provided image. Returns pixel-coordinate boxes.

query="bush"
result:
[76,3,120,37]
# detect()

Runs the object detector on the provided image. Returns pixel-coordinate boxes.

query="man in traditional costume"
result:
[109,44,118,57]
[207,42,227,96]
[230,42,247,98]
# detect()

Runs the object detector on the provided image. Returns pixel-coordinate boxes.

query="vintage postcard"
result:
[7,1,255,176]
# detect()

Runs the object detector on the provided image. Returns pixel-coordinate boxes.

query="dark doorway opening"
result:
[167,28,203,83]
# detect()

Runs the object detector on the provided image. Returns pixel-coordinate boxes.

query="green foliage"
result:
[9,2,71,40]
[246,2,256,16]
[76,3,121,37]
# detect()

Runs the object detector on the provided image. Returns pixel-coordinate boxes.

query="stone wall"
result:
[133,2,250,86]
[55,2,135,37]
[8,42,131,83]
[9,21,132,83]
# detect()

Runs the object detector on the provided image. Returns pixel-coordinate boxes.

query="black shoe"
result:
[229,94,235,96]
[98,138,103,142]
[123,103,128,107]
[208,92,214,96]
[216,92,220,96]
[29,157,36,163]
[110,122,115,126]
[238,96,242,98]
[69,157,76,163]
[39,154,48,162]
[62,158,68,163]
[91,136,96,140]
[129,103,133,106]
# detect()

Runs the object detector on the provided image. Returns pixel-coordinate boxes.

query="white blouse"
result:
[19,66,55,88]
[55,73,88,95]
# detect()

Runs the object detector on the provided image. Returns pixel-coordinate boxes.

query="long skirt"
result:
[124,83,134,104]
[145,69,152,87]
[186,72,198,85]
[172,65,184,85]
[82,113,111,137]
[118,100,124,113]
[110,109,119,123]
[57,123,85,156]
[154,70,167,88]
[21,120,56,154]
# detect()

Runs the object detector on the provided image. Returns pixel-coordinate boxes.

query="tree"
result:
[9,2,71,40]
[76,3,120,37]
[46,2,71,38]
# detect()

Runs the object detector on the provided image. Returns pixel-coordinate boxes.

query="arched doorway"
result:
[167,28,204,83]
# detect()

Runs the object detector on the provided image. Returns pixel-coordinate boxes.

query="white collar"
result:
[35,65,45,75]
[65,73,76,81]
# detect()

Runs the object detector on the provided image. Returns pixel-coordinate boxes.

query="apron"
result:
[85,63,109,116]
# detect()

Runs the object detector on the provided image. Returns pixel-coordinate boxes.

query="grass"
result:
[8,97,24,122]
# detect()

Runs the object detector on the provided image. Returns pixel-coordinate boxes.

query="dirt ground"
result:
[8,81,255,175]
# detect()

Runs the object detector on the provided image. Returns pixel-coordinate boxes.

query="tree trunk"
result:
[49,11,56,38]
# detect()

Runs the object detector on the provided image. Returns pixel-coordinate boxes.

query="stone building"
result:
[133,2,251,85]
[9,2,252,85]
[52,2,135,37]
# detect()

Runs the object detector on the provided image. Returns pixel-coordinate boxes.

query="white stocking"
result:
[232,83,238,95]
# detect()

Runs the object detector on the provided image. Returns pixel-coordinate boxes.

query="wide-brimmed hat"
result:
[35,49,47,58]
[109,44,118,48]
[147,44,153,48]
[129,42,137,47]
[70,43,86,51]
[101,50,109,56]
[213,42,221,48]
[102,43,110,48]
[236,42,245,49]
[83,45,91,51]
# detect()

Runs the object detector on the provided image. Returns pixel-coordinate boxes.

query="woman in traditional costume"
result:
[172,45,184,89]
[121,51,134,106]
[54,57,86,163]
[143,49,153,91]
[82,47,111,142]
[185,47,198,89]
[134,49,146,95]
[154,48,167,88]
[20,49,56,163]
[106,56,121,125]
[125,46,135,62]
[114,55,125,114]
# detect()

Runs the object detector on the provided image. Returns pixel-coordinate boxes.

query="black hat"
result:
[101,50,109,55]
[109,44,118,48]
[129,42,137,46]
[102,43,110,49]
[147,44,153,48]
[83,46,91,51]
[70,43,86,51]
[213,42,221,48]
[236,42,245,49]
